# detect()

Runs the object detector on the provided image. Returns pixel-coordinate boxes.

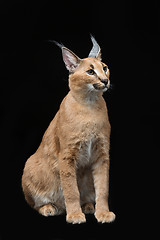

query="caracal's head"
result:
[55,36,110,95]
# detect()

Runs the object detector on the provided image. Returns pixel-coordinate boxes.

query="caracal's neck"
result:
[69,89,103,107]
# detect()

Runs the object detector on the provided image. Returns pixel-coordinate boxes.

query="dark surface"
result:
[1,0,159,239]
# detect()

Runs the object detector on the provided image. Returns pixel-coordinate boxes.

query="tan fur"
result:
[22,43,115,224]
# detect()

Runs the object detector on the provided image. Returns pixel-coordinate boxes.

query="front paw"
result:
[95,211,116,223]
[66,212,86,224]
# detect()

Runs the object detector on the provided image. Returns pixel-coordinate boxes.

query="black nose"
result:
[101,78,108,85]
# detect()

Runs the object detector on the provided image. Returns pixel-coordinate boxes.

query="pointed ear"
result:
[96,49,102,61]
[61,47,81,73]
[88,35,102,61]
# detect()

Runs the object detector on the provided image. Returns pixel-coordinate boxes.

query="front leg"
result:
[59,150,86,224]
[92,153,115,223]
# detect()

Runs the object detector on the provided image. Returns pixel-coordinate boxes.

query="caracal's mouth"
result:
[93,83,108,92]
[87,83,109,92]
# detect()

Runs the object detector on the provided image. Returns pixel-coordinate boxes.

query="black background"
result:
[1,0,159,239]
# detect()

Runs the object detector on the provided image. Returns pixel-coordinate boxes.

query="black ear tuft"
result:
[49,40,81,72]
[48,40,64,48]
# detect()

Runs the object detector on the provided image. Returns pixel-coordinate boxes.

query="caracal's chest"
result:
[75,121,107,168]
[78,137,97,168]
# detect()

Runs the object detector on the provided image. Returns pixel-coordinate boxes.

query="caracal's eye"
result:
[86,69,95,75]
[103,66,108,72]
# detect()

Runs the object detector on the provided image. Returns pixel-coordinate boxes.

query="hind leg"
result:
[22,155,66,216]
[33,191,65,216]
[23,185,66,216]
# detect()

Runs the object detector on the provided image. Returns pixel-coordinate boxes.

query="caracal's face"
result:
[69,57,110,93]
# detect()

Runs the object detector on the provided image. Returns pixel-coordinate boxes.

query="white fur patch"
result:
[87,83,94,91]
[88,139,92,159]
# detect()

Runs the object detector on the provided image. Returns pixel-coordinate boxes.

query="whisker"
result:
[109,83,114,90]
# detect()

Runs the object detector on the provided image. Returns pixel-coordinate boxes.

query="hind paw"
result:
[82,203,95,214]
[38,204,57,217]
